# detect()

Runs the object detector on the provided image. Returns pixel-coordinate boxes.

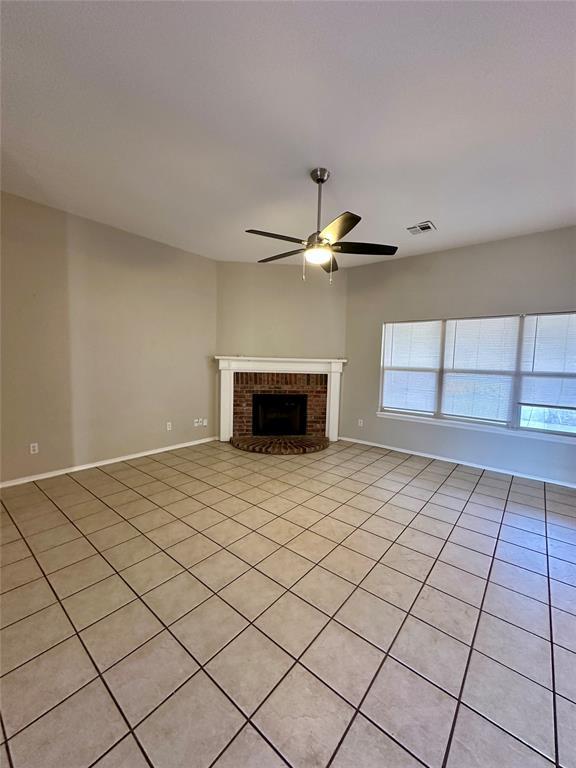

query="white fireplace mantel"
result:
[215,356,347,442]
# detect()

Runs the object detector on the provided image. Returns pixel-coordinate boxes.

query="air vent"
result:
[407,220,437,235]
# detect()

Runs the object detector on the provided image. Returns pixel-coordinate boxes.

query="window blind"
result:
[379,312,576,436]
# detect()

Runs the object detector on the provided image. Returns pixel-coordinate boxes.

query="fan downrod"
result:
[310,167,330,185]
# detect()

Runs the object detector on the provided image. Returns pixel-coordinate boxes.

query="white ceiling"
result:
[2,1,575,267]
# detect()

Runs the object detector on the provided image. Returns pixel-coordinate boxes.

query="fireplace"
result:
[253,394,307,436]
[215,357,347,442]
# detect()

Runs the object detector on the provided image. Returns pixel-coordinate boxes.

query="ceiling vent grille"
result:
[407,220,437,235]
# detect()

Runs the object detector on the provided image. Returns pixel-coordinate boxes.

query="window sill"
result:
[375,410,576,444]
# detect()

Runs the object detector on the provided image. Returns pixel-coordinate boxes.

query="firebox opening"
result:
[252,394,307,436]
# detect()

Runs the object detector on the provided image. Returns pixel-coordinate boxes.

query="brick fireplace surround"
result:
[233,372,327,437]
[215,357,347,442]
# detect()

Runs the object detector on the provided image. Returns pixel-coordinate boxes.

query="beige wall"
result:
[2,193,574,485]
[1,193,217,481]
[341,227,576,484]
[216,262,347,359]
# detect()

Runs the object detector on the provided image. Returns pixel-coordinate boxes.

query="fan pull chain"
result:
[302,251,306,281]
[329,255,333,284]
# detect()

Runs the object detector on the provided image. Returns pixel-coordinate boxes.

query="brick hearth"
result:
[233,372,328,437]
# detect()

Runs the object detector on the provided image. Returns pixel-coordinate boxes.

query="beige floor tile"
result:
[1,539,31,566]
[0,577,55,628]
[321,546,374,584]
[256,592,328,657]
[412,586,478,644]
[63,574,137,630]
[292,566,355,615]
[204,519,252,546]
[362,657,457,768]
[462,651,554,759]
[233,506,275,530]
[48,554,114,598]
[329,505,371,527]
[131,508,174,533]
[213,724,286,768]
[380,543,434,581]
[360,562,421,610]
[220,569,285,620]
[88,522,140,552]
[113,498,157,520]
[143,570,211,624]
[81,600,163,671]
[207,627,292,714]
[344,529,391,560]
[1,557,42,593]
[553,607,576,653]
[286,530,337,562]
[427,561,486,607]
[336,588,405,650]
[302,620,383,705]
[191,549,250,590]
[227,531,279,564]
[183,507,226,531]
[254,664,353,768]
[146,520,195,548]
[258,518,304,545]
[440,542,492,579]
[331,714,421,767]
[102,536,160,570]
[258,496,298,516]
[121,552,183,594]
[166,533,221,567]
[36,538,96,573]
[2,636,97,736]
[555,646,576,703]
[172,595,248,663]
[136,671,244,768]
[91,735,149,767]
[104,630,197,725]
[483,582,550,639]
[310,517,355,543]
[391,615,469,696]
[256,547,313,588]
[75,509,122,534]
[474,612,552,688]
[557,695,576,768]
[1,602,74,674]
[397,528,444,558]
[9,679,127,768]
[447,705,554,768]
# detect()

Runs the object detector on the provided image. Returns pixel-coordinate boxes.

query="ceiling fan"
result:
[246,168,398,275]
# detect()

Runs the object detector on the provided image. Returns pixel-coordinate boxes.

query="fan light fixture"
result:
[305,244,332,265]
[245,167,398,281]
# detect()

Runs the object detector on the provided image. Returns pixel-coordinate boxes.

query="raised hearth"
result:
[230,435,329,454]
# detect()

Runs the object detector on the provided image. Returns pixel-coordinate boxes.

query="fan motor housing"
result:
[310,167,330,184]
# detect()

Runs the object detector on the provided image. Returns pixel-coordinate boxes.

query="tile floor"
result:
[0,440,575,768]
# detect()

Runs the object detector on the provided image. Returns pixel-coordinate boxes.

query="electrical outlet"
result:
[194,418,199,427]
[202,418,208,427]
[30,442,39,455]
[166,421,172,432]
[358,419,364,427]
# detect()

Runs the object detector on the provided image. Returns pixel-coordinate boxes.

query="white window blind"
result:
[519,313,576,434]
[441,316,519,422]
[381,321,442,413]
[380,312,576,436]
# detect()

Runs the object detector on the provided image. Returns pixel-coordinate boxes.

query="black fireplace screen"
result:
[252,394,307,436]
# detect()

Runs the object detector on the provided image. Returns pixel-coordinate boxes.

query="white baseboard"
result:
[0,437,218,488]
[339,436,576,489]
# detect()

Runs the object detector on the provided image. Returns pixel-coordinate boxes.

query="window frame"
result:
[379,311,576,438]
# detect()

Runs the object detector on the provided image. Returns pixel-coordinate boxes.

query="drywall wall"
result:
[217,262,347,358]
[1,193,218,481]
[340,226,576,484]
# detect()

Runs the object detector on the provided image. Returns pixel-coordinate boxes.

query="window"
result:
[519,314,576,434]
[381,321,442,413]
[380,312,576,436]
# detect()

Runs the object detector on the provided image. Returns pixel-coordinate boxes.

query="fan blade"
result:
[320,256,339,273]
[332,242,398,256]
[319,212,361,244]
[246,229,305,245]
[258,248,305,263]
